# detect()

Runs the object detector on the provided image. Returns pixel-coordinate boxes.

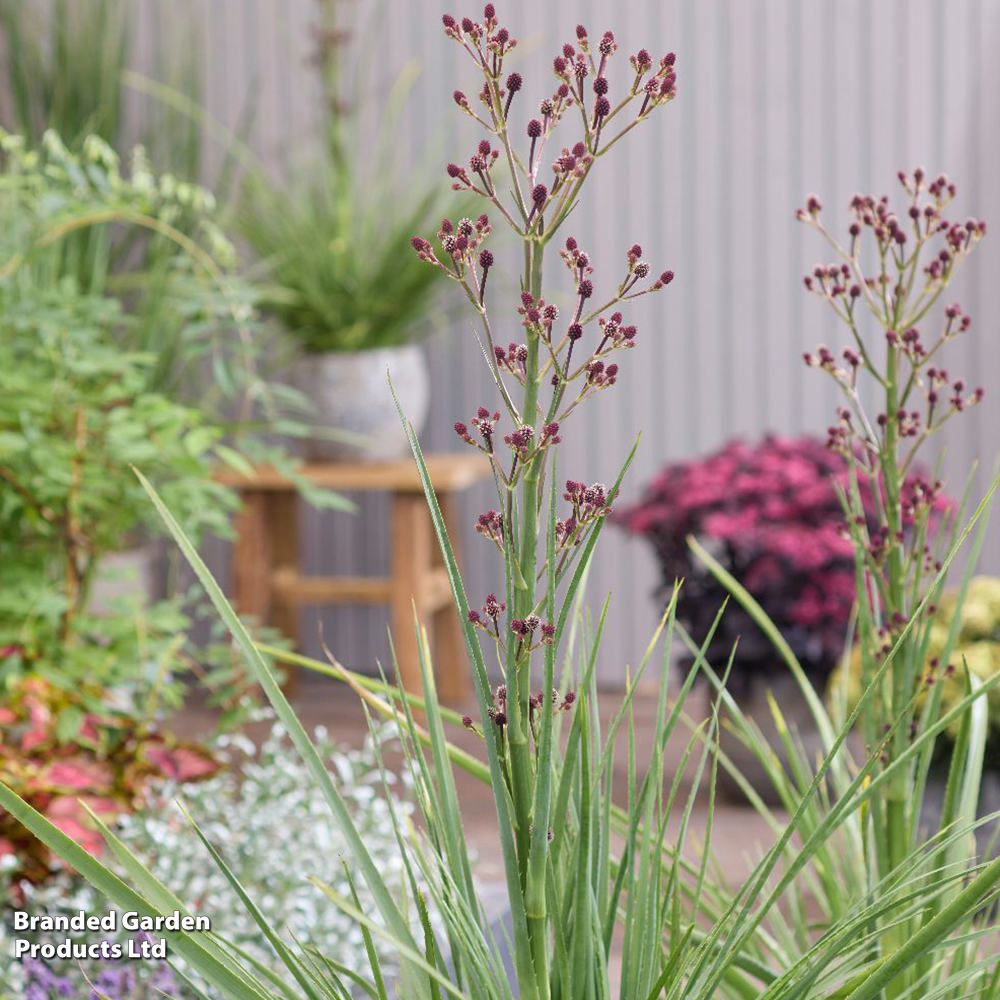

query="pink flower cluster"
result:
[618,436,951,689]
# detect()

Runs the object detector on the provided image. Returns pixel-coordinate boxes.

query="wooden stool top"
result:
[217,452,493,494]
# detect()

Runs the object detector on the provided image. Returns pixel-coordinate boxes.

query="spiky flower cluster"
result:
[422,7,675,778]
[800,171,984,491]
[800,169,988,782]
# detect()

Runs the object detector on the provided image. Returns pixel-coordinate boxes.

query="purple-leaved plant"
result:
[619,435,951,694]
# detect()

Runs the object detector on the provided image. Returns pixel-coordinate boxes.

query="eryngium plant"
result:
[5,10,1000,1000]
[790,173,1000,998]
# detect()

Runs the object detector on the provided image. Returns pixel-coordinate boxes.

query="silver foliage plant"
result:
[0,722,413,999]
[2,7,1000,1000]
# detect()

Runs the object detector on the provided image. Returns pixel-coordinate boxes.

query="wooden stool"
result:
[219,454,491,702]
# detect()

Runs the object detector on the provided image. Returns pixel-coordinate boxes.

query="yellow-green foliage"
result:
[833,577,1000,738]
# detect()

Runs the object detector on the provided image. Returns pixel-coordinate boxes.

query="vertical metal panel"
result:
[119,0,1000,685]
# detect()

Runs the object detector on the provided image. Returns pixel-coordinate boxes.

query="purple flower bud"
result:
[663,52,676,67]
[454,90,469,107]
[532,183,548,204]
[527,118,543,138]
[454,421,469,437]
[593,76,609,95]
[576,24,588,39]
[579,279,593,299]
[484,3,496,19]
[658,270,674,286]
[636,48,652,67]
[447,163,462,178]
[594,96,611,117]
[568,323,583,340]
[442,14,456,28]
[506,71,523,93]
[479,249,494,268]
[572,141,586,157]
[462,16,475,32]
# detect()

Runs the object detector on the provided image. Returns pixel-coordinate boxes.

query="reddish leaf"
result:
[145,744,218,783]
[42,758,114,792]
[20,728,49,753]
[45,796,121,857]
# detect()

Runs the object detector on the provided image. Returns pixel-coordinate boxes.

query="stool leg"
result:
[232,490,272,625]
[268,492,300,642]
[231,488,300,696]
[435,494,472,704]
[390,493,432,693]
[269,491,300,694]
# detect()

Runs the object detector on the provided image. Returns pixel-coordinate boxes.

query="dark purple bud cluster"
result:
[475,508,504,547]
[509,614,556,656]
[485,682,509,728]
[468,592,508,640]
[455,405,502,452]
[596,311,637,351]
[556,480,612,548]
[503,423,535,458]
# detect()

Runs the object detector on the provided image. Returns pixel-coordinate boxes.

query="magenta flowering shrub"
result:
[618,435,951,692]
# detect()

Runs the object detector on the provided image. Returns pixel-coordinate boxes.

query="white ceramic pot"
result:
[290,344,430,462]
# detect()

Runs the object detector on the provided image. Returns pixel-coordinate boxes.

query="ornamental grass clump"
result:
[5,10,1000,1000]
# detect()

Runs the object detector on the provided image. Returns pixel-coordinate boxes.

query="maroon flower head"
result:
[576,24,588,40]
[454,90,469,107]
[506,71,522,93]
[527,118,543,138]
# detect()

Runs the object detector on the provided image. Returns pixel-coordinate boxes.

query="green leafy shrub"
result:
[0,281,238,676]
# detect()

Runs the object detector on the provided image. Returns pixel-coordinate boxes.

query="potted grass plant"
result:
[4,9,1000,1000]
[239,3,451,462]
